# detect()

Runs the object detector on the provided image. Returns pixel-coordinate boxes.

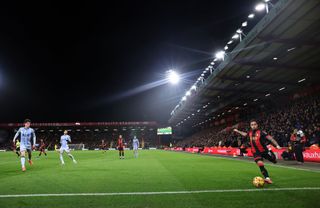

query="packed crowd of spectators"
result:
[177,93,320,148]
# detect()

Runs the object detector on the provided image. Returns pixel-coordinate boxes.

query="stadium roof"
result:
[169,0,320,127]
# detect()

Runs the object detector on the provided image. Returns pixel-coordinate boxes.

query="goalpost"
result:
[68,144,85,150]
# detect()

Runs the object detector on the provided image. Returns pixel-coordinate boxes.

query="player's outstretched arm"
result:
[13,128,21,143]
[266,135,281,149]
[233,129,247,137]
[32,129,36,149]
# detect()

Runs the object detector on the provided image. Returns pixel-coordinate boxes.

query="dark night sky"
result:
[0,0,255,123]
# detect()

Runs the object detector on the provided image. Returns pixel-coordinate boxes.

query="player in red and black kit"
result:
[38,139,47,157]
[118,135,125,159]
[99,139,108,153]
[234,119,281,184]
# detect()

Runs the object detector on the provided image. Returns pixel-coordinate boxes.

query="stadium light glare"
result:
[191,85,197,90]
[236,29,242,34]
[232,34,239,39]
[167,70,180,84]
[182,96,187,101]
[215,50,225,60]
[242,21,248,27]
[210,62,214,65]
[265,93,271,97]
[287,47,296,52]
[227,40,233,44]
[255,3,266,11]
[273,57,278,60]
[279,87,286,91]
[248,13,255,18]
[298,78,306,83]
[243,103,248,106]
[224,46,228,50]
[253,98,258,102]
[186,91,191,96]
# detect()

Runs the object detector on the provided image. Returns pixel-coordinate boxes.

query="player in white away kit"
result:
[59,130,77,165]
[132,136,139,158]
[13,119,36,172]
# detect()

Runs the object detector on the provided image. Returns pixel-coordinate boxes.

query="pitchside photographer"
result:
[290,129,307,164]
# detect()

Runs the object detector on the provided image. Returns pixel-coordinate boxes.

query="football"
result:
[253,176,265,188]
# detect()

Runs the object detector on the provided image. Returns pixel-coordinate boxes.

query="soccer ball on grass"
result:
[252,176,265,188]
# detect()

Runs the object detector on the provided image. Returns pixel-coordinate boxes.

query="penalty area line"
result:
[0,187,320,198]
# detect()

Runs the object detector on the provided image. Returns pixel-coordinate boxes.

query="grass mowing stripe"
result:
[189,152,320,173]
[0,187,320,198]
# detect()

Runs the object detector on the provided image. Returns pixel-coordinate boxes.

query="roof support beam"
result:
[233,60,319,71]
[205,86,266,94]
[258,36,320,47]
[216,76,296,86]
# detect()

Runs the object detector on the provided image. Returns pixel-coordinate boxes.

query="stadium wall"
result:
[165,146,320,163]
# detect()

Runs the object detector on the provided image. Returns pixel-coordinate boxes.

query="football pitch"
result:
[0,150,319,208]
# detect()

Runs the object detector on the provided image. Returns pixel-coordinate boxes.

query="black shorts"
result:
[254,150,277,164]
[16,147,20,151]
[118,147,124,151]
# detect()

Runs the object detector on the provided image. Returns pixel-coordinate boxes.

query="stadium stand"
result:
[0,122,158,150]
[176,87,320,148]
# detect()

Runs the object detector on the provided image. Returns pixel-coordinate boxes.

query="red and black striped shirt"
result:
[248,130,269,154]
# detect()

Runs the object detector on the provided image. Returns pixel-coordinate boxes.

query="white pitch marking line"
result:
[0,187,319,198]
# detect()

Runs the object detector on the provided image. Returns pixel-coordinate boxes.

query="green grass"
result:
[0,150,319,208]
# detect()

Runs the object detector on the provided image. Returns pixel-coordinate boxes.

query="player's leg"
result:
[38,149,42,157]
[122,150,125,159]
[27,149,33,165]
[134,147,138,158]
[254,154,272,184]
[295,144,304,163]
[16,148,20,157]
[59,148,65,165]
[66,149,77,164]
[20,146,26,171]
[44,149,47,156]
[263,150,277,164]
[119,148,123,159]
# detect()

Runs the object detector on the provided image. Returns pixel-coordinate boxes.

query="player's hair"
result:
[250,119,258,124]
[24,119,31,123]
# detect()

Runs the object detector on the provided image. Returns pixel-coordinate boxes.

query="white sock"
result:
[60,154,65,164]
[21,157,25,168]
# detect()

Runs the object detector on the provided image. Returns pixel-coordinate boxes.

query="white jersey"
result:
[133,138,139,149]
[14,127,36,150]
[60,135,71,148]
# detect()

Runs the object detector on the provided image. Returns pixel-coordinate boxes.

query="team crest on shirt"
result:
[250,131,260,141]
